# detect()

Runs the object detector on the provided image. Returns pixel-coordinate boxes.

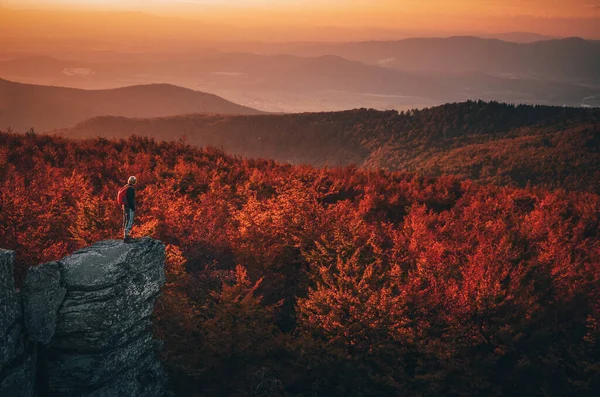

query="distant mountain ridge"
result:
[286,36,600,82]
[0,78,262,132]
[1,36,599,113]
[482,32,558,43]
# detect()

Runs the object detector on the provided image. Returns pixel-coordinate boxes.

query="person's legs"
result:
[123,206,129,239]
[124,209,135,239]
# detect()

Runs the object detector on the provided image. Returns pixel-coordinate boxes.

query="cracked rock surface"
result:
[22,261,66,345]
[1,238,169,397]
[44,237,168,397]
[0,249,35,397]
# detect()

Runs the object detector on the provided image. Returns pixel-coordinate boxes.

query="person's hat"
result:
[128,176,137,185]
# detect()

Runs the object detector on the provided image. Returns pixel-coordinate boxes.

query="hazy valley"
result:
[2,37,599,113]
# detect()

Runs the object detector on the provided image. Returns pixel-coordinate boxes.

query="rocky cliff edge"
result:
[0,237,168,397]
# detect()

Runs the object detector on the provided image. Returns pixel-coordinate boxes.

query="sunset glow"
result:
[7,0,600,18]
[2,0,599,40]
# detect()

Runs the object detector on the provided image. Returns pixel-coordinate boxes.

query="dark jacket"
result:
[125,185,135,211]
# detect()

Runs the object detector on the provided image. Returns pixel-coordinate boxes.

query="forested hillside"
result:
[1,131,599,396]
[58,101,600,192]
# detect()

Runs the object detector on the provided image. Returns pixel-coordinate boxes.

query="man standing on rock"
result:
[117,176,137,243]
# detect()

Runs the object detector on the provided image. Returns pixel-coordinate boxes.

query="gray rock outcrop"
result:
[22,261,66,345]
[0,249,36,397]
[1,238,169,397]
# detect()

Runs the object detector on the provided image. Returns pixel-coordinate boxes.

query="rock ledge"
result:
[0,238,168,397]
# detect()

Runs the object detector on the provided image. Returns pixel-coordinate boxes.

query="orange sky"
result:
[6,0,599,17]
[1,0,599,41]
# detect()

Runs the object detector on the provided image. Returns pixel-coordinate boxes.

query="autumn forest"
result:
[1,114,599,395]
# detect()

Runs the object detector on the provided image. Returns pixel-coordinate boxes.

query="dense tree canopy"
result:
[1,130,599,396]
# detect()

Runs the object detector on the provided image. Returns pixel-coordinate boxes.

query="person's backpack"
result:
[116,185,129,206]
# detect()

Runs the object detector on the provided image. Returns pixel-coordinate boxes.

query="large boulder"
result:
[41,237,168,397]
[52,239,166,351]
[22,261,66,345]
[0,249,19,370]
[0,249,35,397]
[0,250,18,345]
[1,238,168,397]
